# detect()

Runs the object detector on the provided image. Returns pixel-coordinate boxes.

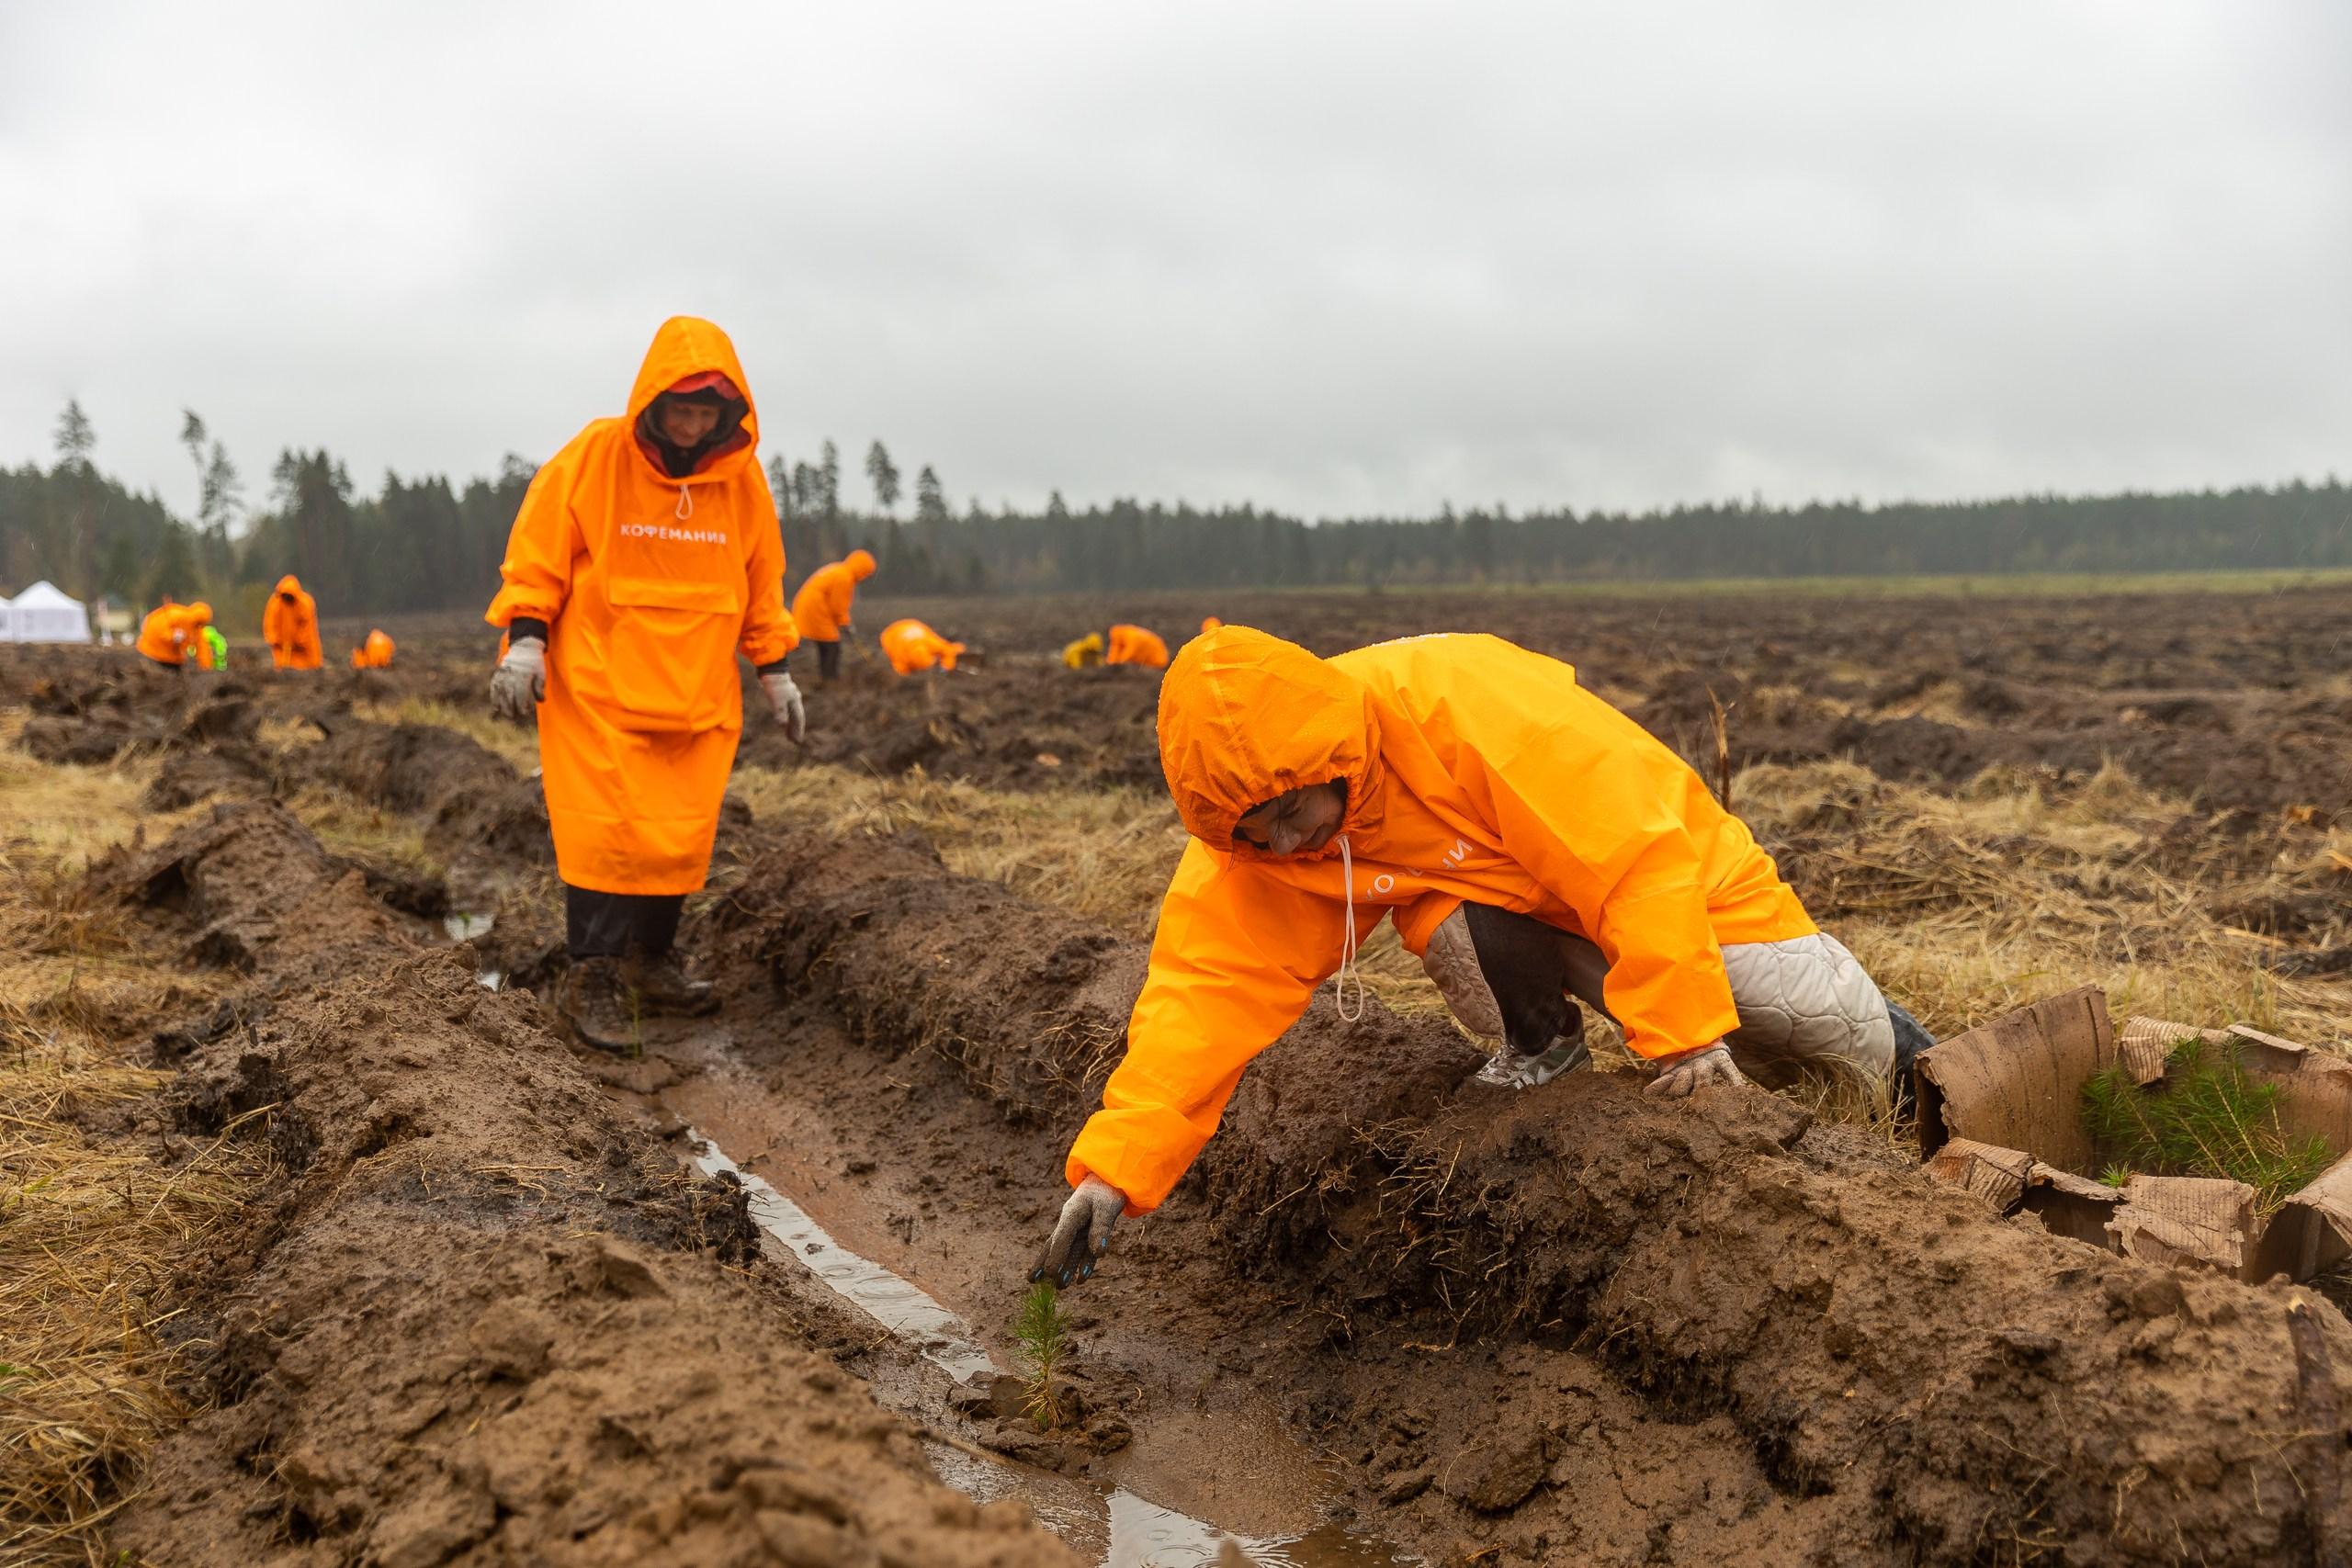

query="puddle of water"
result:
[684,1127,1417,1568]
[1103,1490,1409,1568]
[686,1131,999,1383]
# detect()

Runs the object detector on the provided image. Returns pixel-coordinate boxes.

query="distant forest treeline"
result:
[3,400,2346,627]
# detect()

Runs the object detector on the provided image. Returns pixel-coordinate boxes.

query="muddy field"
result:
[7,582,2352,1566]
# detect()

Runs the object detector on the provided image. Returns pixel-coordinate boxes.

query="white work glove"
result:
[760,669,807,742]
[490,637,547,723]
[1030,1175,1125,1289]
[1644,1042,1749,1100]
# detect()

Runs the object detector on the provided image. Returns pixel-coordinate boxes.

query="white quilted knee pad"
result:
[1721,932,1895,1083]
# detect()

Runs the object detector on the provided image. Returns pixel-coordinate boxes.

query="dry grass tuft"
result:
[0,713,264,1565]
[0,997,269,1566]
[1738,758,2352,1050]
[280,784,441,874]
[730,762,1186,934]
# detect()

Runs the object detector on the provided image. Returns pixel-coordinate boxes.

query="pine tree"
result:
[865,440,901,514]
[53,399,95,471]
[818,440,842,523]
[915,465,948,524]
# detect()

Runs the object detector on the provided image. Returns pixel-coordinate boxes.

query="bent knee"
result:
[1721,933,1894,1078]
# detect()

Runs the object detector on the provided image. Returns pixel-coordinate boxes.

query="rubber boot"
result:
[561,956,639,1054]
[626,948,718,1017]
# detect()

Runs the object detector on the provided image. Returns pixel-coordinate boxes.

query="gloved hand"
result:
[760,669,807,742]
[1029,1175,1125,1289]
[1644,1042,1748,1099]
[490,637,547,723]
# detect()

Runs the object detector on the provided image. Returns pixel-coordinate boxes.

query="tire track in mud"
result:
[80,800,1080,1568]
[707,827,2352,1566]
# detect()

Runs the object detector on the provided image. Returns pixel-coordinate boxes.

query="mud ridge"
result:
[724,821,2352,1565]
[90,801,1078,1567]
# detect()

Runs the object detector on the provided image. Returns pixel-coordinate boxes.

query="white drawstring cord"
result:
[674,483,694,520]
[1333,834,1366,1022]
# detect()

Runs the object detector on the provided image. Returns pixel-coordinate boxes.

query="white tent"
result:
[0,593,12,639]
[7,581,93,644]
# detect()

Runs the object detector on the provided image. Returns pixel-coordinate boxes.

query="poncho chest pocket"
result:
[603,573,746,733]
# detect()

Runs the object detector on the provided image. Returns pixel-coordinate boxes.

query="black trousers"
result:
[565,884,684,960]
[814,637,842,680]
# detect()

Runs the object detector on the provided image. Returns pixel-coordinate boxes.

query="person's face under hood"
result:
[1155,626,1384,862]
[626,317,758,480]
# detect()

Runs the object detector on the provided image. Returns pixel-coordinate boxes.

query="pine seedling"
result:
[1016,1280,1070,1431]
[2081,1035,2334,1213]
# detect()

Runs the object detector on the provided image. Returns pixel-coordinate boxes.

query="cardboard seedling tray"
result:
[1917,986,2352,1280]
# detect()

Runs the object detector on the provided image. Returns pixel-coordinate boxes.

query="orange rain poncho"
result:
[350,628,396,669]
[136,601,210,665]
[486,317,796,896]
[1199,616,1223,637]
[1066,627,1817,1213]
[1105,624,1169,669]
[879,618,963,674]
[790,549,876,641]
[262,576,323,669]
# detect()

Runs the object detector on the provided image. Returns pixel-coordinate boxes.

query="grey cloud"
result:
[1,1,2345,524]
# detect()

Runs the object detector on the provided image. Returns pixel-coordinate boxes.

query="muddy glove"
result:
[1644,1042,1748,1100]
[759,669,807,742]
[490,636,546,723]
[1030,1175,1124,1289]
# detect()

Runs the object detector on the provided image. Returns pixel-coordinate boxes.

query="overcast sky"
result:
[2,2,2346,524]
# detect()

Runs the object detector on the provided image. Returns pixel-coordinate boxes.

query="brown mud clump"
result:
[721,820,2352,1565]
[86,801,1077,1567]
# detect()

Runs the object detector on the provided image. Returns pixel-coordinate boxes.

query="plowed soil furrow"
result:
[85,801,1079,1568]
[707,826,2352,1565]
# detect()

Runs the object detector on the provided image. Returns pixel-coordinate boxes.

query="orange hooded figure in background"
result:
[136,601,210,666]
[263,576,322,669]
[790,549,876,642]
[350,628,396,669]
[879,618,963,674]
[1065,626,1819,1214]
[1105,624,1169,669]
[487,317,796,897]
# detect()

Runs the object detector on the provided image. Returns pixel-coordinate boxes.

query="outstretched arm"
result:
[1066,842,1351,1214]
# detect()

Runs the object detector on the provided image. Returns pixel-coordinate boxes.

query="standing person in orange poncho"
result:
[485,317,805,1051]
[790,548,876,682]
[1033,626,1928,1286]
[262,576,322,669]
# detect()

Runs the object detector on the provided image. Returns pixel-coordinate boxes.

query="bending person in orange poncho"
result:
[879,617,964,674]
[790,548,876,682]
[485,316,804,1051]
[1034,626,1928,1285]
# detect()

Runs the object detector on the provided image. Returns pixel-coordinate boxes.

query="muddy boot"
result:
[625,949,718,1017]
[1473,1031,1593,1089]
[561,956,640,1053]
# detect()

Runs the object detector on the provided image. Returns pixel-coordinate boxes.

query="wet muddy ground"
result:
[9,583,2352,1564]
